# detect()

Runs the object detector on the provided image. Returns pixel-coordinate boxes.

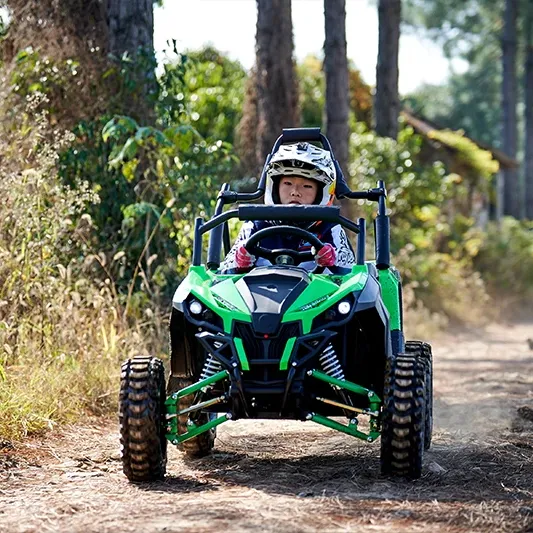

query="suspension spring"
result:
[319,343,345,381]
[200,352,223,381]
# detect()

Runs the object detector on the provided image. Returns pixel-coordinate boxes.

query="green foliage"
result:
[350,122,453,253]
[157,45,246,144]
[59,116,130,242]
[298,55,325,127]
[55,45,245,302]
[402,0,505,149]
[402,83,453,122]
[348,67,373,128]
[0,103,167,440]
[471,217,533,303]
[428,129,499,178]
[101,113,239,289]
[105,46,159,121]
[402,44,502,147]
[396,248,491,324]
[9,44,165,131]
[349,122,493,322]
[11,48,81,99]
[297,54,372,129]
[403,0,502,60]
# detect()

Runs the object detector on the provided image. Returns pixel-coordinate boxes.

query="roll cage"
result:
[193,127,391,272]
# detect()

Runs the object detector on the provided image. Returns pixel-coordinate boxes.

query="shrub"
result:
[471,218,533,313]
[0,98,167,441]
[348,123,494,324]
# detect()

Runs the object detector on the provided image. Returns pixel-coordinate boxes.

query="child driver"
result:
[220,142,355,272]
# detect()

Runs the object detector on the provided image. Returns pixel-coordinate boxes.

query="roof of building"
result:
[401,109,519,169]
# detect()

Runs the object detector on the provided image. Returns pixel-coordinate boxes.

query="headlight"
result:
[337,301,351,315]
[311,292,359,330]
[189,300,203,315]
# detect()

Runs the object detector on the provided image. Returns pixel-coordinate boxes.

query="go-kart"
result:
[119,127,433,481]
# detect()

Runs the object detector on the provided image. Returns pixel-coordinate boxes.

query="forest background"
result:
[0,0,532,442]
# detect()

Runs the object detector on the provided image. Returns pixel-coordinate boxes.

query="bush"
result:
[101,114,239,291]
[56,46,244,302]
[348,123,494,324]
[0,98,167,441]
[471,218,533,312]
[158,46,247,144]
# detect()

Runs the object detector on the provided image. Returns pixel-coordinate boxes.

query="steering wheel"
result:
[244,225,327,273]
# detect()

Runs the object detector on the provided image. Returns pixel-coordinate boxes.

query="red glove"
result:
[315,243,336,267]
[235,244,256,269]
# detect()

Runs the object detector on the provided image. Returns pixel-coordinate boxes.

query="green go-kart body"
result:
[119,128,433,482]
[168,260,399,440]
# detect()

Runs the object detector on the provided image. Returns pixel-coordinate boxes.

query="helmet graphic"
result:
[265,142,337,206]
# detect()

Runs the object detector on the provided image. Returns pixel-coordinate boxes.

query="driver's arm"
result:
[324,225,356,267]
[219,221,256,272]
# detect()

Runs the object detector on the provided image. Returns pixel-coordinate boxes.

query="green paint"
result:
[309,413,381,442]
[279,337,297,370]
[164,369,231,443]
[181,264,371,336]
[377,267,402,331]
[164,392,179,439]
[210,277,250,314]
[168,414,230,444]
[233,337,250,370]
[282,266,368,333]
[181,266,251,331]
[174,370,229,399]
[309,369,381,403]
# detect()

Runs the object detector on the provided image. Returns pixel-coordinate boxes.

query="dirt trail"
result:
[1,322,532,533]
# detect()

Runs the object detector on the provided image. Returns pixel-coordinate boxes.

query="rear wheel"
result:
[119,356,167,482]
[167,376,216,458]
[406,341,433,450]
[380,354,426,478]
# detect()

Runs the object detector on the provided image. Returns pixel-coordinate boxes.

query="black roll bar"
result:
[218,127,388,206]
[374,180,390,269]
[271,127,331,153]
[207,182,229,270]
[202,127,390,270]
[357,217,366,266]
[192,217,204,267]
[192,205,361,267]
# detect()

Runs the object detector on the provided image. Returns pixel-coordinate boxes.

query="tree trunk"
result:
[107,0,153,57]
[501,0,520,218]
[0,0,109,127]
[1,0,108,61]
[524,0,533,220]
[107,0,156,123]
[324,0,349,179]
[323,0,352,218]
[255,0,299,172]
[374,0,401,139]
[235,68,260,181]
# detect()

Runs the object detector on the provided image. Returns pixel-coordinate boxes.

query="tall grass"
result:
[0,97,167,441]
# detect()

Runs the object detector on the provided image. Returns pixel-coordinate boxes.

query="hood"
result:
[234,267,310,334]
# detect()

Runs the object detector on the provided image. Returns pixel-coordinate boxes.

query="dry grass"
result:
[0,95,167,441]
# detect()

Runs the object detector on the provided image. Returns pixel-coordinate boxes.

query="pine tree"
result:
[374,0,401,139]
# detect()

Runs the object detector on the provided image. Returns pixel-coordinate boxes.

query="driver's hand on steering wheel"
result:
[314,243,336,267]
[235,244,256,269]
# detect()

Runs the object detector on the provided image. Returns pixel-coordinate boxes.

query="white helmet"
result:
[265,142,337,206]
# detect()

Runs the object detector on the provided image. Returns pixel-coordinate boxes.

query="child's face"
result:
[278,176,318,205]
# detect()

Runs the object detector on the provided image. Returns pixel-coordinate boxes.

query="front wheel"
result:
[119,356,167,481]
[380,354,426,478]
